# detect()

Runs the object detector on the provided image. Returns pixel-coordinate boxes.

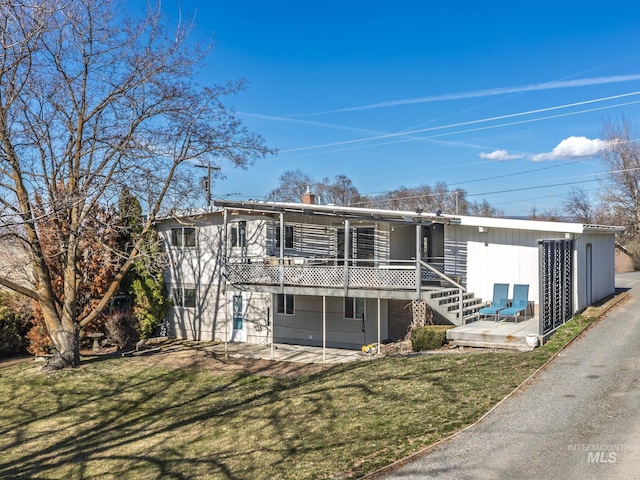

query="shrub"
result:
[410,326,451,352]
[25,313,52,356]
[0,292,33,357]
[130,273,171,339]
[104,309,139,348]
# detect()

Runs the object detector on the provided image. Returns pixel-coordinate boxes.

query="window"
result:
[336,227,375,265]
[276,294,294,315]
[172,286,196,308]
[231,221,247,247]
[171,227,196,248]
[354,227,375,261]
[345,297,365,319]
[275,225,294,249]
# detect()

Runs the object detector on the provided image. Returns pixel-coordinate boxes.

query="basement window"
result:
[172,286,196,308]
[345,297,365,320]
[276,294,295,315]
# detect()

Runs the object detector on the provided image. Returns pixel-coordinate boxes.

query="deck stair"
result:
[424,288,484,326]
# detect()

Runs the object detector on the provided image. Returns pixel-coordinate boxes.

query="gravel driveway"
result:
[374,271,640,480]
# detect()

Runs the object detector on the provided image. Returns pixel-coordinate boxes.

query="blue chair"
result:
[498,284,530,323]
[478,283,509,321]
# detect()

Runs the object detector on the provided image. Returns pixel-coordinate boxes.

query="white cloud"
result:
[531,136,605,161]
[479,150,524,161]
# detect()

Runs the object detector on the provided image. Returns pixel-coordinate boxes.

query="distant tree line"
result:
[267,169,504,217]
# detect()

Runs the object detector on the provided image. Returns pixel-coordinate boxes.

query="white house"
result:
[157,197,622,350]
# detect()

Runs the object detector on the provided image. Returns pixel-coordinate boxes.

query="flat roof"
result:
[207,200,624,234]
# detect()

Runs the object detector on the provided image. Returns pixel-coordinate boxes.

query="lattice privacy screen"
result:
[540,239,573,335]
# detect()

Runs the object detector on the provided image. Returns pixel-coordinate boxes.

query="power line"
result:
[279,91,640,154]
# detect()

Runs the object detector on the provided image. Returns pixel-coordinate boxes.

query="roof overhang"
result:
[213,200,461,224]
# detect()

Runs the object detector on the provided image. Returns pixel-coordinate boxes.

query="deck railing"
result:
[223,256,460,295]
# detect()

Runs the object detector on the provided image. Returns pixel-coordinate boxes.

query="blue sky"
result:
[151,1,640,216]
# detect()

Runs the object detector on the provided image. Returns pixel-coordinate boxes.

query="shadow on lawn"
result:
[0,345,534,480]
[0,350,382,480]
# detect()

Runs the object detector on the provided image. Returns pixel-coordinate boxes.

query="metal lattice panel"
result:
[540,240,573,335]
[226,264,279,284]
[226,262,422,290]
[283,266,343,287]
[422,263,444,282]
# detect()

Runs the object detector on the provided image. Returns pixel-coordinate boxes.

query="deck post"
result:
[279,212,284,289]
[343,219,350,297]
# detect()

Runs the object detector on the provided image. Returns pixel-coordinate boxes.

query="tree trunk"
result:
[46,326,80,369]
[39,296,81,370]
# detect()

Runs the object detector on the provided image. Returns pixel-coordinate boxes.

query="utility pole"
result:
[195,164,221,208]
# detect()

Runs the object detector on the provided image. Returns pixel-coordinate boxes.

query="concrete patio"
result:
[205,341,373,364]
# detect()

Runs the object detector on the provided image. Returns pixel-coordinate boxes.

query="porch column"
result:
[377,298,381,355]
[322,295,326,364]
[415,223,421,295]
[224,208,229,356]
[279,212,285,289]
[343,219,350,297]
[270,301,274,360]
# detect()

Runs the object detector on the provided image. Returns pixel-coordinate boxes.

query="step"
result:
[444,297,483,310]
[448,340,534,352]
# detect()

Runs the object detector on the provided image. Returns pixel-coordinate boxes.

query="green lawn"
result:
[0,315,594,480]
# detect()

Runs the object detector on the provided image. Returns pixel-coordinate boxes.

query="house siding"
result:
[272,295,388,349]
[574,233,616,311]
[157,205,620,349]
[451,225,544,308]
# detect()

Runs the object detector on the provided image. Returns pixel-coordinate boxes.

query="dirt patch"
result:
[142,348,334,378]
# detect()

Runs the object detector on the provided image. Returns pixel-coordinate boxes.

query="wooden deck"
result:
[446,317,539,351]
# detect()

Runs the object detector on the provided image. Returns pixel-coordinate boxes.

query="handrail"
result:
[418,259,466,323]
[417,259,465,291]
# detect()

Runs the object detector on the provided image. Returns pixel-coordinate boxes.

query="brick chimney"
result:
[301,185,315,204]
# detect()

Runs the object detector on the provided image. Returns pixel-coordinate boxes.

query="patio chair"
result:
[477,283,509,321]
[497,284,530,323]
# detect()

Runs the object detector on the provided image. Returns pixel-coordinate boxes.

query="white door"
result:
[231,293,246,342]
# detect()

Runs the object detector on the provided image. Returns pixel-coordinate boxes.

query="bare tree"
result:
[563,187,595,223]
[467,199,504,218]
[599,116,640,235]
[367,182,503,217]
[0,0,271,369]
[316,174,362,206]
[267,169,314,202]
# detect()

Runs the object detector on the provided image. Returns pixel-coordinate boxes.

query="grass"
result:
[0,314,598,480]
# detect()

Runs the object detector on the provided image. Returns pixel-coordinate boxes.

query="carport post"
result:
[322,296,326,363]
[377,298,381,355]
[271,300,274,360]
